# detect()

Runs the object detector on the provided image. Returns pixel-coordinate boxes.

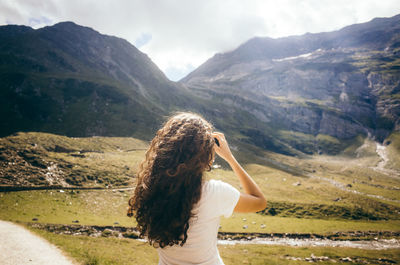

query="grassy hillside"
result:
[1,132,399,225]
[0,132,147,188]
[1,131,399,264]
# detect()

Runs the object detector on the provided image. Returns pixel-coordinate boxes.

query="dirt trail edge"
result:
[0,220,76,265]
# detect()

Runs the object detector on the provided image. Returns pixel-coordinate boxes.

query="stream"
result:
[217,237,399,250]
[29,223,400,250]
[372,142,400,178]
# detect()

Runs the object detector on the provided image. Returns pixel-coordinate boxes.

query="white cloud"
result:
[0,0,399,81]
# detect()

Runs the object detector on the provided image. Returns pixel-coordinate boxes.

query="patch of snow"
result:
[339,91,348,102]
[273,52,313,62]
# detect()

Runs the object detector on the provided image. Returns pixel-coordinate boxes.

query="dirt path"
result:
[0,220,76,265]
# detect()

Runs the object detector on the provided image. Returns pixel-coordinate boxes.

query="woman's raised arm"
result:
[212,132,267,213]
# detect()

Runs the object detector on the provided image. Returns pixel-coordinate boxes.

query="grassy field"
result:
[27,226,400,265]
[1,132,400,264]
[1,132,400,226]
[1,189,399,234]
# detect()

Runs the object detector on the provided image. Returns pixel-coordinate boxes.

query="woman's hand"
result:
[212,132,234,163]
[212,132,267,213]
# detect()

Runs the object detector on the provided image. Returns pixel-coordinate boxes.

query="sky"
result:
[1,0,400,81]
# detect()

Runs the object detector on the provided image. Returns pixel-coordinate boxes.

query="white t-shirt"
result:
[157,179,240,265]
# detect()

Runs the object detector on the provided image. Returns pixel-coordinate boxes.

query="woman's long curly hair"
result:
[127,112,215,248]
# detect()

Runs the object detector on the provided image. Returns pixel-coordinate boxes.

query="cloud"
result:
[28,16,52,28]
[134,33,152,48]
[0,0,400,81]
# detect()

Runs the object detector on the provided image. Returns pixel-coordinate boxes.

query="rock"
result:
[72,220,79,223]
[260,224,266,229]
[340,257,352,262]
[122,231,140,239]
[242,225,248,229]
[32,218,38,221]
[292,181,301,186]
[101,229,113,237]
[267,207,277,216]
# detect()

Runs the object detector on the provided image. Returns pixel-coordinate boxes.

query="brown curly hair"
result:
[127,112,215,248]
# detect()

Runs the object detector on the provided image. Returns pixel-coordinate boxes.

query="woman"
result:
[127,112,267,265]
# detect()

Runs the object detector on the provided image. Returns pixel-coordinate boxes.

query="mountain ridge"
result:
[181,14,400,153]
[182,14,400,82]
[0,21,195,139]
[1,16,399,156]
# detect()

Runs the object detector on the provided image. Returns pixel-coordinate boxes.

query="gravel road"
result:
[0,220,76,265]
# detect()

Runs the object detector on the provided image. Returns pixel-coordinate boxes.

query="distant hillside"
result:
[0,132,148,188]
[0,22,193,139]
[182,14,400,154]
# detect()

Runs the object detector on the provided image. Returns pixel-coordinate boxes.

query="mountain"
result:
[182,15,400,154]
[0,21,296,157]
[0,22,193,139]
[1,16,399,156]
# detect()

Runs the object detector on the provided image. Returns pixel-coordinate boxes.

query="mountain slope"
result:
[1,17,399,156]
[0,22,191,138]
[182,14,400,154]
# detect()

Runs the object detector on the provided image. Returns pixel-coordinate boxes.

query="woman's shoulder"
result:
[199,179,240,218]
[203,179,239,196]
[203,179,225,191]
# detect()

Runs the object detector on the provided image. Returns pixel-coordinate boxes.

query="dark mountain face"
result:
[0,22,191,138]
[182,14,400,154]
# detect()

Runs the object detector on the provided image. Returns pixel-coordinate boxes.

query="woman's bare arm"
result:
[212,132,267,213]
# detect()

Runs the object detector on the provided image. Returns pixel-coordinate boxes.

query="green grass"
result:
[28,226,158,265]
[219,244,400,265]
[1,131,400,264]
[1,189,399,234]
[1,132,400,228]
[208,163,400,220]
[27,226,400,265]
[0,190,135,226]
[220,214,400,234]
